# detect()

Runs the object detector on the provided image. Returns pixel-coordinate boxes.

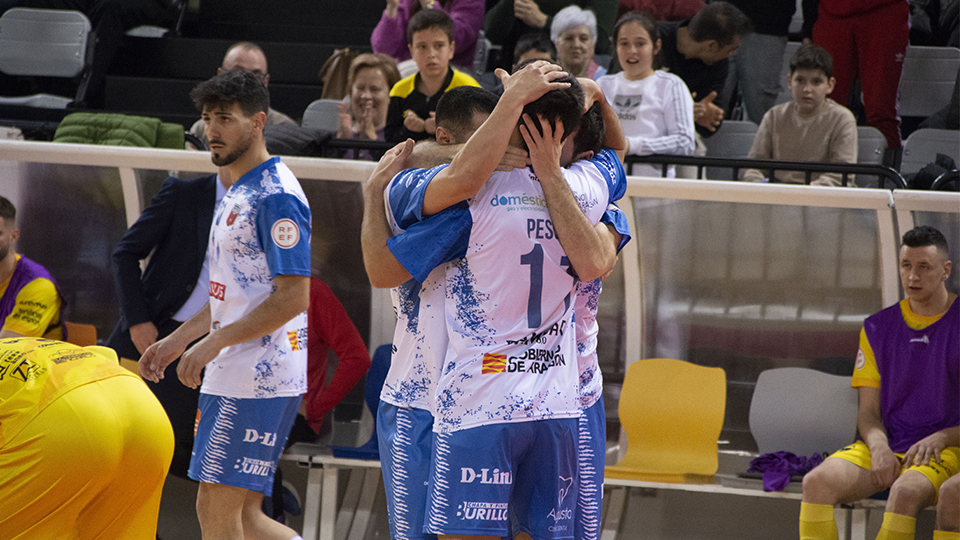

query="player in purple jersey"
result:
[800,226,959,540]
[140,70,311,540]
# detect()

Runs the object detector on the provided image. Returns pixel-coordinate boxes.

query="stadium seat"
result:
[301,99,341,132]
[64,321,97,346]
[705,120,759,180]
[899,46,960,118]
[328,343,391,460]
[749,367,857,457]
[856,126,887,166]
[606,358,727,482]
[901,128,960,176]
[0,8,95,108]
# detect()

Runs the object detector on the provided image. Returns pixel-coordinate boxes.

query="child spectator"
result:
[477,32,557,95]
[741,44,857,186]
[597,12,695,177]
[385,9,480,143]
[337,53,402,159]
[371,0,484,71]
[552,6,608,80]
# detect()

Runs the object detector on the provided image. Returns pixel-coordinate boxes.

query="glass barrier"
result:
[1,141,956,453]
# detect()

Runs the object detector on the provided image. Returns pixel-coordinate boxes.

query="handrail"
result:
[624,154,906,189]
[931,170,959,191]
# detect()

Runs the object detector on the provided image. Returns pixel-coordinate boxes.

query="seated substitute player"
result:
[799,225,959,540]
[379,62,627,540]
[0,196,64,340]
[0,337,173,540]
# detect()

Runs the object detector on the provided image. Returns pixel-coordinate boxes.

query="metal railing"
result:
[624,154,907,189]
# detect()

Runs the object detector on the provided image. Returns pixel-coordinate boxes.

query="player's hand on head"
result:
[498,60,571,105]
[520,113,563,179]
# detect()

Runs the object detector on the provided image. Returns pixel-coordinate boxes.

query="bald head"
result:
[219,42,269,86]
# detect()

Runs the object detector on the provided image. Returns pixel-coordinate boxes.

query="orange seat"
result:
[63,321,97,346]
[605,358,727,483]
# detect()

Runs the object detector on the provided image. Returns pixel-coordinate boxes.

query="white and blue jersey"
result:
[576,205,631,409]
[381,182,470,412]
[388,149,626,434]
[203,156,312,399]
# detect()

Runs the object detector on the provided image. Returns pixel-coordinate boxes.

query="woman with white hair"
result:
[551,5,608,80]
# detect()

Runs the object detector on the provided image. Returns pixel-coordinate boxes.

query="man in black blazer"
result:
[107,171,222,477]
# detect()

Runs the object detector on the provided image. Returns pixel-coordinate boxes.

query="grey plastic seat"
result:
[900,46,960,118]
[0,8,94,108]
[301,98,342,132]
[901,128,960,176]
[749,367,858,457]
[705,120,759,180]
[856,126,887,166]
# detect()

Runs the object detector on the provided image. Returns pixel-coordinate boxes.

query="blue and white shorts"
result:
[188,393,300,495]
[425,418,578,539]
[577,397,606,540]
[377,402,438,540]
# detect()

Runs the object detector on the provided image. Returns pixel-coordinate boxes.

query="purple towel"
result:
[748,451,824,491]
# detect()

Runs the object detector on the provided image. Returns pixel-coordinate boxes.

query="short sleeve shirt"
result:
[203,157,312,399]
[387,149,626,433]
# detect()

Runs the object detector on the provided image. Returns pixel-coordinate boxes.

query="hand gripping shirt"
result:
[204,157,312,399]
[852,298,959,453]
[387,149,626,434]
[576,205,631,410]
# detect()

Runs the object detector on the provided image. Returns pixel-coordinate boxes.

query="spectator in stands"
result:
[803,0,909,153]
[598,11,695,177]
[0,338,173,540]
[189,42,297,148]
[657,1,751,139]
[799,225,959,540]
[477,32,557,94]
[719,0,796,124]
[385,9,480,143]
[552,5,608,80]
[938,474,960,537]
[616,0,704,22]
[484,0,618,70]
[337,53,402,160]
[741,44,856,186]
[371,0,484,71]
[0,196,64,341]
[19,0,177,108]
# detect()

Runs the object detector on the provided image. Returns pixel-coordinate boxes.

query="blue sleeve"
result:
[387,164,450,230]
[590,148,627,204]
[600,203,631,254]
[387,202,472,283]
[255,192,312,278]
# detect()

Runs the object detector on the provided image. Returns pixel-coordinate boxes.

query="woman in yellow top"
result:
[0,337,173,540]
